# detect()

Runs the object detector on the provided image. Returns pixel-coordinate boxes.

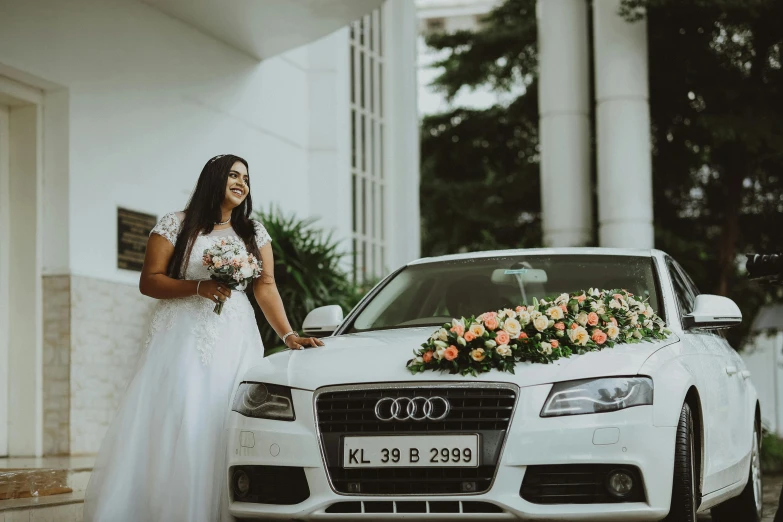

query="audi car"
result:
[225,248,761,521]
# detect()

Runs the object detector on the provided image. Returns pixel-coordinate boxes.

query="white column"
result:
[383,0,420,269]
[593,0,654,248]
[537,0,592,247]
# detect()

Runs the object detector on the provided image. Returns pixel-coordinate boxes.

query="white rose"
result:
[546,306,564,320]
[629,313,639,326]
[438,328,449,342]
[433,340,448,349]
[503,308,517,319]
[526,305,536,312]
[470,348,486,362]
[240,265,254,278]
[606,324,620,339]
[415,356,424,364]
[644,304,654,318]
[533,315,549,332]
[540,341,553,355]
[517,311,531,326]
[643,318,653,329]
[457,336,467,346]
[568,326,590,346]
[531,310,543,320]
[609,299,622,310]
[555,293,570,305]
[503,318,522,337]
[469,323,486,337]
[485,339,497,349]
[576,312,589,326]
[496,344,512,357]
[633,329,643,339]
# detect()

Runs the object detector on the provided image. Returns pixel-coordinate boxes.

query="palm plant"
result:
[248,207,371,353]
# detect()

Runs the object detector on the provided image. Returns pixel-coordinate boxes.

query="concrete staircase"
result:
[0,457,92,522]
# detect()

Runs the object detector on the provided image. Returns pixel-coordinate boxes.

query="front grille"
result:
[317,387,516,433]
[520,464,646,504]
[325,500,505,514]
[315,384,517,495]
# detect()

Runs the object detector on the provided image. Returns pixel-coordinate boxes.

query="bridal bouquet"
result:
[407,289,671,376]
[202,238,262,315]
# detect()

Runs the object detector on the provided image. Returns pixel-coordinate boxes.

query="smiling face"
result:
[223,161,249,209]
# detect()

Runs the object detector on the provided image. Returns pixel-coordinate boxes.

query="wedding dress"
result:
[83,212,270,522]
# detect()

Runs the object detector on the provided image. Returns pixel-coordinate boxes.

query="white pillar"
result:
[537,0,592,247]
[593,0,654,248]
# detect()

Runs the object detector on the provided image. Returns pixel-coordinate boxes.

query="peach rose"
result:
[576,294,586,303]
[422,351,434,363]
[444,346,459,361]
[554,322,565,330]
[484,316,499,330]
[450,323,465,337]
[515,306,525,313]
[610,317,618,326]
[464,331,476,342]
[592,330,608,345]
[587,312,599,326]
[495,331,510,345]
[470,348,486,362]
[550,339,559,348]
[570,322,579,330]
[613,293,624,301]
[560,304,568,313]
[518,332,528,339]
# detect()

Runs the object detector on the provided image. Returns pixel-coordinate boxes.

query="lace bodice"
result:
[145,211,272,364]
[150,211,272,280]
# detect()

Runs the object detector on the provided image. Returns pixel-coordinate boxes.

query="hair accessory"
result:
[209,154,226,163]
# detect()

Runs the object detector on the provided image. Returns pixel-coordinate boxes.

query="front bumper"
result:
[226,385,677,521]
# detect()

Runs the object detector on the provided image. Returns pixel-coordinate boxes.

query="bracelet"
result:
[282,331,297,344]
[196,280,202,296]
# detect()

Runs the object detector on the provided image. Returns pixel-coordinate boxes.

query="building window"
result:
[350,8,385,284]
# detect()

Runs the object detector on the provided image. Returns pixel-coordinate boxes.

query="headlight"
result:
[540,377,653,417]
[232,383,295,421]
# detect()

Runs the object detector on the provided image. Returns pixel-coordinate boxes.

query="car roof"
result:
[408,247,666,266]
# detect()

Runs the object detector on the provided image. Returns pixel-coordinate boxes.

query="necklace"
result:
[216,216,231,226]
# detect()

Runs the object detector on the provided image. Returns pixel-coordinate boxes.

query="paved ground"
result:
[698,474,781,521]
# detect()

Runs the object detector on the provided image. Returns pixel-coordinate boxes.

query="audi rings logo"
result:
[374,396,451,422]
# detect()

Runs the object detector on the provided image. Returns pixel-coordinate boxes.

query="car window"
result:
[666,257,696,317]
[350,255,663,333]
[674,260,701,298]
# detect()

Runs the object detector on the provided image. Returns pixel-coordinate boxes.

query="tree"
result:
[421,0,783,346]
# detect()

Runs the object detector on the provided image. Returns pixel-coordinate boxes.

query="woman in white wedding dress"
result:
[83,154,323,522]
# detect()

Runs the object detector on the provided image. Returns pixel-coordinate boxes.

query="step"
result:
[0,457,92,522]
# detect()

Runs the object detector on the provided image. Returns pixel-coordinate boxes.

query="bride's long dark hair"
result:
[168,154,261,279]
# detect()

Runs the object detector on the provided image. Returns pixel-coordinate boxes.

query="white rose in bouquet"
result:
[533,315,549,332]
[496,344,512,357]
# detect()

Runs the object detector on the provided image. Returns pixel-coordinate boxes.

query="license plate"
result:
[342,435,479,468]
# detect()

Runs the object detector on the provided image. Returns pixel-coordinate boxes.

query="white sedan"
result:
[225,248,761,521]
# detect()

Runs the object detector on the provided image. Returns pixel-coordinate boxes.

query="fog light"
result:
[347,482,361,493]
[461,481,477,492]
[605,469,634,498]
[233,469,251,499]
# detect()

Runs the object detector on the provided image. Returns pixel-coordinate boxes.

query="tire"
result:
[710,422,763,522]
[664,403,698,522]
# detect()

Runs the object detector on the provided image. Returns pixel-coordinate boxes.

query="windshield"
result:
[349,255,662,333]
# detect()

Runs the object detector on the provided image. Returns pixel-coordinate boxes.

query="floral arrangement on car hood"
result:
[406,289,671,376]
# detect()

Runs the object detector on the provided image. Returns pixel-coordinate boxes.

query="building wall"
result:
[1,0,419,455]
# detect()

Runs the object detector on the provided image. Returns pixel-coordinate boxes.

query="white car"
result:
[226,248,761,522]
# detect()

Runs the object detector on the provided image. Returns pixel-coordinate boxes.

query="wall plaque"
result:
[117,208,157,271]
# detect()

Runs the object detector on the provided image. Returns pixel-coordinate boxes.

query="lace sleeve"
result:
[150,212,182,246]
[253,220,272,248]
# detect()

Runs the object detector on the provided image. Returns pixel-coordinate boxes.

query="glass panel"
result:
[369,56,374,115]
[378,8,383,55]
[350,45,355,104]
[351,255,662,332]
[351,173,357,233]
[351,111,356,168]
[360,49,365,109]
[361,177,367,235]
[360,114,366,173]
[352,238,358,284]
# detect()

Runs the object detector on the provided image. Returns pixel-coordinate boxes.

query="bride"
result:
[83,154,323,521]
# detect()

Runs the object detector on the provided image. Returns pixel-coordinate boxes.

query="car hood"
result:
[244,327,680,390]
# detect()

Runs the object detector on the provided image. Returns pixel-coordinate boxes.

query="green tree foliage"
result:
[249,208,369,352]
[421,0,783,345]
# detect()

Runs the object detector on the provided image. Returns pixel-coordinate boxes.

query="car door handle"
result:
[725,366,738,376]
[741,370,751,379]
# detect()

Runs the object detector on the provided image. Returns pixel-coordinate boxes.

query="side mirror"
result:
[683,294,742,330]
[302,305,344,337]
